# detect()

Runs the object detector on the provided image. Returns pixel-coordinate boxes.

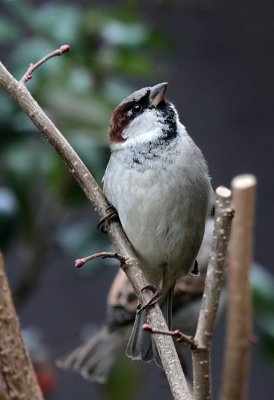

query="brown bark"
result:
[220,174,256,400]
[0,254,43,400]
[192,186,234,400]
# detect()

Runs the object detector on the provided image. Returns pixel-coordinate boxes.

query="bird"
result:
[59,82,212,371]
[102,82,213,364]
[57,217,216,383]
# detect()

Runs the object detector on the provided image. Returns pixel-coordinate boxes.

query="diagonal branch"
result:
[0,62,192,400]
[192,186,234,400]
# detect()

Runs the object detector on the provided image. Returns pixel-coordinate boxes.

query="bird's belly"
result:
[104,164,207,286]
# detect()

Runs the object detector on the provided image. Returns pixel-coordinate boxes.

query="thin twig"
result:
[75,251,126,268]
[220,175,256,400]
[0,61,192,400]
[192,186,234,400]
[143,324,198,349]
[20,44,70,83]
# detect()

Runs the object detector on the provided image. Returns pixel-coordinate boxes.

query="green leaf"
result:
[261,332,274,364]
[104,352,141,400]
[67,132,109,181]
[97,47,157,77]
[3,139,56,185]
[101,79,134,104]
[252,263,274,315]
[0,91,16,124]
[34,4,81,44]
[42,88,111,136]
[0,17,21,43]
[82,9,110,36]
[2,0,36,29]
[55,219,109,277]
[101,21,148,47]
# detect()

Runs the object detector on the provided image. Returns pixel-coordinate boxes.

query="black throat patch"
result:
[157,101,177,142]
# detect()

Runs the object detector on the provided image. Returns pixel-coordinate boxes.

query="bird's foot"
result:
[137,285,162,314]
[97,205,118,233]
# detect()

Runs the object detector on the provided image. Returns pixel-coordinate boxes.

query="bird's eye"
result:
[126,103,143,118]
[132,104,142,113]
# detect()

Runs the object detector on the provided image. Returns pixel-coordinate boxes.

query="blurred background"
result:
[0,0,274,398]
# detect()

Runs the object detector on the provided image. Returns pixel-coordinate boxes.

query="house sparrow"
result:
[103,82,212,363]
[59,83,212,374]
[57,217,216,383]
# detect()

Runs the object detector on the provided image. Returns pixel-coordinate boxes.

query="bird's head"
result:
[108,83,179,150]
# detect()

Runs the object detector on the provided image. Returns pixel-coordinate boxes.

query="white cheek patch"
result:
[121,109,165,144]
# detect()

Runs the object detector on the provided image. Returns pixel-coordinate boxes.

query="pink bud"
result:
[59,44,70,54]
[75,259,85,268]
[142,324,153,332]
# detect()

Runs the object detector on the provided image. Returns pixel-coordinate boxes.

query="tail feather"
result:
[57,326,129,384]
[126,310,154,361]
[126,286,174,367]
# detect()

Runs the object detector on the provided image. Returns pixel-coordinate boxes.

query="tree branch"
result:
[192,186,234,400]
[0,62,192,400]
[0,254,43,400]
[220,175,256,400]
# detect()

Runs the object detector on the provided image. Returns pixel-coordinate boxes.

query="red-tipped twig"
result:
[143,324,198,349]
[20,44,70,84]
[75,251,126,268]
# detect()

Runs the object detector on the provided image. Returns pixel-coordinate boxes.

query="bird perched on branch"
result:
[57,217,215,383]
[59,83,212,370]
[103,82,212,363]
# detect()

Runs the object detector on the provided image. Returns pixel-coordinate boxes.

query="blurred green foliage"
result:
[0,0,168,268]
[103,353,142,400]
[0,0,274,392]
[252,263,274,364]
[0,1,168,397]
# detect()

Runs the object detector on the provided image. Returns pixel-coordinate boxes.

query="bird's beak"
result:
[149,82,168,107]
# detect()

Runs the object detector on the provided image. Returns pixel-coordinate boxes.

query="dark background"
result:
[1,0,274,399]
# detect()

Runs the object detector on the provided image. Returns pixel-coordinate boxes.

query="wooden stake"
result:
[220,174,256,400]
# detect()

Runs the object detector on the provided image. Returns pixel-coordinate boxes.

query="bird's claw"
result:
[97,205,118,233]
[137,285,161,314]
[190,259,200,276]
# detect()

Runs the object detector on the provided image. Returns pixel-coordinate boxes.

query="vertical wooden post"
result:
[220,174,256,400]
